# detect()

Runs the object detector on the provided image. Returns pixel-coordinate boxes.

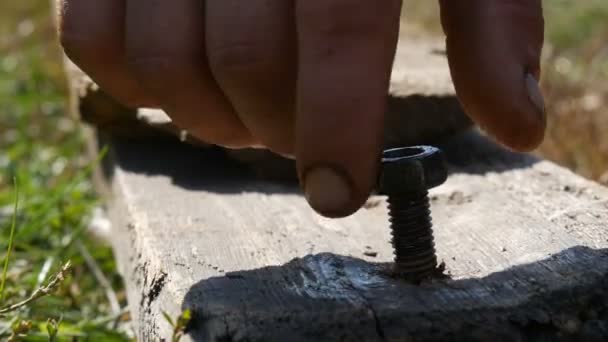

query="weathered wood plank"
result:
[102,130,608,341]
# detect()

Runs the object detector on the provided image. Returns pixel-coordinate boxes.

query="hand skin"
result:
[57,0,545,218]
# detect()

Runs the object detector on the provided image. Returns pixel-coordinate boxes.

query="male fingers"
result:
[295,0,402,217]
[439,0,546,151]
[58,0,155,107]
[125,0,253,147]
[206,0,297,155]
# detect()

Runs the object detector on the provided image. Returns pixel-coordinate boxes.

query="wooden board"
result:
[101,130,608,341]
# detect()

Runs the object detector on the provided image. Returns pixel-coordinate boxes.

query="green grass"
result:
[0,1,131,340]
[538,1,608,182]
[0,178,18,303]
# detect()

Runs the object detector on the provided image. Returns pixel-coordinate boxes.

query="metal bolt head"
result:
[378,146,448,195]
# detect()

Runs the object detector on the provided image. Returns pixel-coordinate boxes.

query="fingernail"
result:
[526,73,545,116]
[304,166,352,216]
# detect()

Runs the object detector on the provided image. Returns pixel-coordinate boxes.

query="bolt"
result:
[378,145,448,282]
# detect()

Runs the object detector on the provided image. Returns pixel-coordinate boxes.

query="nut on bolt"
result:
[378,146,448,282]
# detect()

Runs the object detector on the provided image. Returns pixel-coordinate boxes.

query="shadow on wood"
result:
[183,246,608,341]
[99,130,539,196]
[102,129,608,341]
[98,127,608,340]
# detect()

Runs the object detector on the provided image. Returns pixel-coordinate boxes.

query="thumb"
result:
[439,0,546,152]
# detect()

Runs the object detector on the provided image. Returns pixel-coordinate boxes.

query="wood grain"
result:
[102,130,608,341]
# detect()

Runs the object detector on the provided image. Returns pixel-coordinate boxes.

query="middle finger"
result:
[125,0,253,147]
[206,0,297,155]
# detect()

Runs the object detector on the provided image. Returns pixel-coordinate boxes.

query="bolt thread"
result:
[387,191,437,280]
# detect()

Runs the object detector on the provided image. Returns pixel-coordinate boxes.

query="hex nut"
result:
[378,146,448,195]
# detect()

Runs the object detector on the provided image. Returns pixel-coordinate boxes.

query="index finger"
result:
[439,0,546,151]
[295,0,402,217]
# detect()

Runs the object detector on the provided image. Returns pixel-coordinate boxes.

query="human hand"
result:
[57,0,545,218]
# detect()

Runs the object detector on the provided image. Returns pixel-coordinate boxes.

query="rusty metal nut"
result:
[378,146,448,195]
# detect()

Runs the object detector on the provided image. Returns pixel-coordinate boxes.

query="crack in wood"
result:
[147,271,167,308]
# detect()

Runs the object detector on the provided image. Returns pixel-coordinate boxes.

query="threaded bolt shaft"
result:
[387,190,437,282]
[379,145,446,282]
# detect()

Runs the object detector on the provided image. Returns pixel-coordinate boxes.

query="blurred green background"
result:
[0,1,130,341]
[0,1,607,340]
[402,0,608,182]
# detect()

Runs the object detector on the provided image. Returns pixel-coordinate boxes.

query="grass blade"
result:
[0,177,19,303]
[15,146,108,239]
